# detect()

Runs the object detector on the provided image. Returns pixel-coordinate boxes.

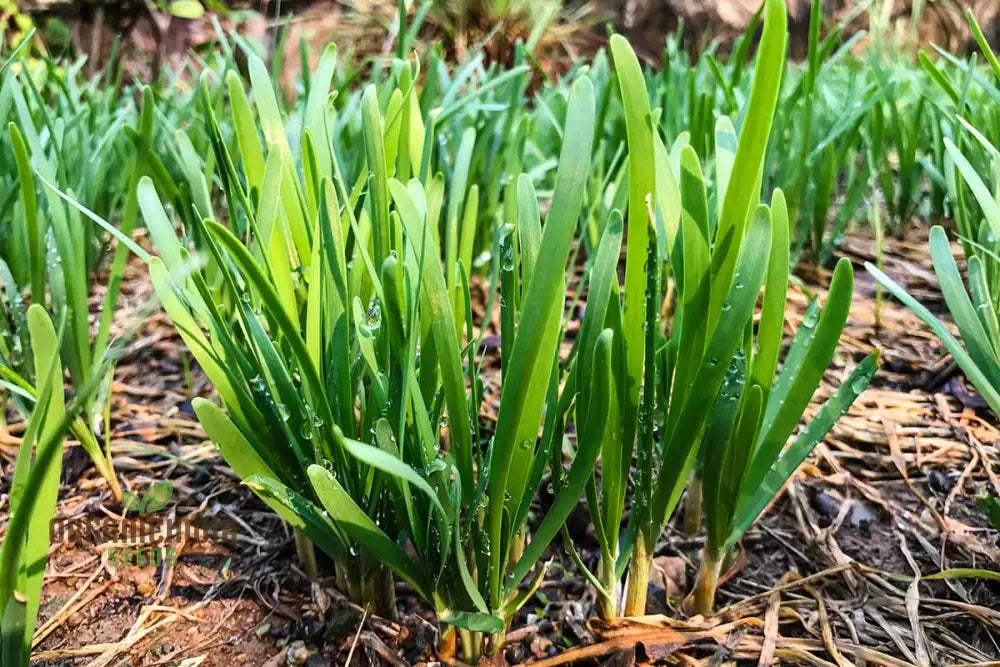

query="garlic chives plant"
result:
[568,0,877,619]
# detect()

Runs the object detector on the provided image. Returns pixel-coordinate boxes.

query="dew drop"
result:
[366,301,382,330]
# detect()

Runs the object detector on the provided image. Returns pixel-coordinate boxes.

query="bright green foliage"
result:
[870,227,1000,418]
[135,40,609,658]
[696,246,879,614]
[869,11,1000,421]
[139,48,432,618]
[0,306,63,665]
[581,0,785,617]
[0,4,918,661]
[0,59,122,383]
[910,11,1000,248]
[869,11,1000,570]
[0,50,163,501]
[562,0,877,620]
[541,0,885,265]
[0,306,108,666]
[133,3,876,639]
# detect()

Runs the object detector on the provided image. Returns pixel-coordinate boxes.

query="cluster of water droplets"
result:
[719,349,747,404]
[44,233,61,277]
[300,404,325,440]
[0,284,25,368]
[478,529,492,559]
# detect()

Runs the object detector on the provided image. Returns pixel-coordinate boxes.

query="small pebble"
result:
[849,502,877,532]
[810,489,839,523]
[928,469,954,493]
[286,640,311,666]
